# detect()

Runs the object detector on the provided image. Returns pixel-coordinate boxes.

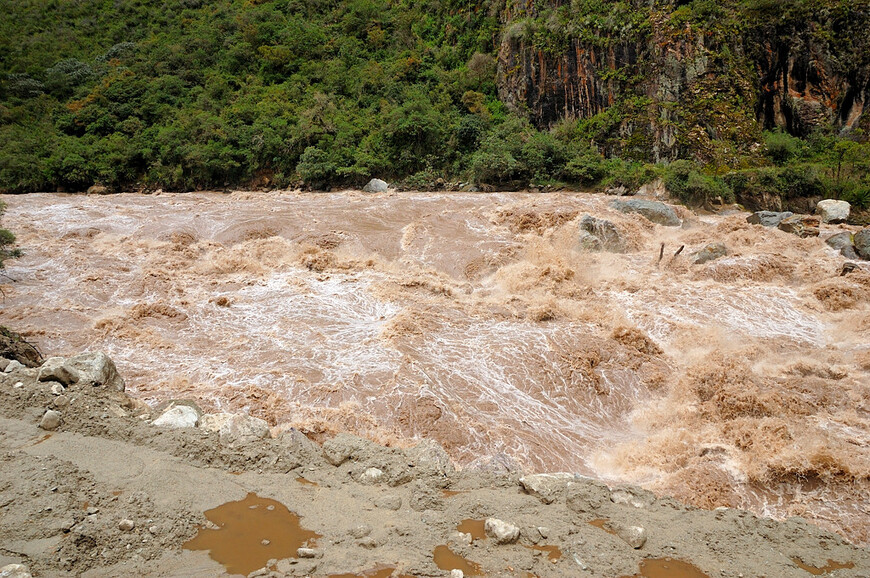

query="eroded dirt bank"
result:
[1,360,869,577]
[0,190,869,547]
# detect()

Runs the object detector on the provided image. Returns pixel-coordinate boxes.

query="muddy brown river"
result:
[2,191,868,544]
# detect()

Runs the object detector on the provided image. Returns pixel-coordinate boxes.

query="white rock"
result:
[118,519,135,531]
[37,357,79,385]
[39,410,62,431]
[66,351,125,391]
[362,178,389,193]
[359,467,385,485]
[615,524,647,549]
[49,382,65,395]
[0,563,32,578]
[5,360,25,373]
[451,570,464,578]
[484,518,520,544]
[816,199,851,224]
[519,472,575,504]
[152,405,199,428]
[610,487,656,509]
[200,413,270,444]
[296,547,321,558]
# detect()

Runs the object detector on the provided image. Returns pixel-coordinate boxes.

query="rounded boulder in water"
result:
[363,178,389,193]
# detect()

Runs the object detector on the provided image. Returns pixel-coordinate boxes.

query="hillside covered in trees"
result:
[1,0,869,207]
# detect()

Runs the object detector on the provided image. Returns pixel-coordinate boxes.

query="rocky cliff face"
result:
[496,1,870,161]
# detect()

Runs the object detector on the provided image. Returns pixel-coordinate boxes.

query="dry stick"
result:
[674,245,685,257]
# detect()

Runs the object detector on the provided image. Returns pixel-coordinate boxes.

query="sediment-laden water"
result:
[2,191,868,543]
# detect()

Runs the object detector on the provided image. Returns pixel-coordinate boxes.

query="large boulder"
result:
[610,199,680,227]
[579,215,626,252]
[65,351,125,391]
[37,357,80,386]
[855,229,870,260]
[152,403,200,428]
[816,199,851,224]
[362,178,389,193]
[484,518,521,544]
[200,413,270,445]
[693,243,728,265]
[825,232,860,259]
[747,211,793,227]
[519,473,576,504]
[777,215,820,238]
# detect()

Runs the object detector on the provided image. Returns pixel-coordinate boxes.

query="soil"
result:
[1,360,868,577]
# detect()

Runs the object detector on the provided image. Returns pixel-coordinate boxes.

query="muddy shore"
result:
[1,356,868,578]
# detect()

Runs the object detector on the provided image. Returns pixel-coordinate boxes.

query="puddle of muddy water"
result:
[528,544,562,562]
[792,558,855,575]
[295,476,319,487]
[456,518,487,541]
[183,492,319,576]
[589,518,618,535]
[620,557,710,578]
[433,544,483,575]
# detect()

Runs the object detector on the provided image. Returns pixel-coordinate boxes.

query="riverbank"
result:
[1,353,869,577]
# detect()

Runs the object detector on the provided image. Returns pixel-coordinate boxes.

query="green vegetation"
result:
[0,201,21,269]
[0,0,867,203]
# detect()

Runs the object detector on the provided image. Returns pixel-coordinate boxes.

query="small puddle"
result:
[31,434,53,446]
[589,518,618,536]
[183,492,320,576]
[433,544,483,576]
[620,558,710,578]
[442,489,464,498]
[456,519,487,541]
[792,558,856,575]
[328,564,414,578]
[528,544,563,562]
[296,476,319,487]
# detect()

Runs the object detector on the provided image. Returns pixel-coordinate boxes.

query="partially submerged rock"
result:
[777,215,820,238]
[693,243,728,265]
[747,211,793,227]
[855,228,870,260]
[816,199,850,224]
[610,199,681,227]
[825,232,860,260]
[579,215,626,253]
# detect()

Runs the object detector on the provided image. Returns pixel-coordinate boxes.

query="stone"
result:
[578,231,602,251]
[451,570,465,578]
[0,358,10,371]
[374,495,402,510]
[463,453,521,474]
[200,413,270,445]
[52,395,70,409]
[747,211,793,227]
[777,215,820,238]
[610,199,681,227]
[565,480,608,514]
[118,519,135,531]
[348,524,372,539]
[484,518,520,544]
[0,564,32,578]
[66,351,125,391]
[816,199,850,224]
[614,524,647,549]
[4,360,24,373]
[826,232,856,258]
[152,405,199,429]
[362,178,389,193]
[579,215,626,252]
[854,229,870,260]
[357,537,378,549]
[403,439,455,476]
[693,243,728,265]
[36,358,79,386]
[297,548,320,559]
[49,382,64,395]
[39,410,62,431]
[610,487,656,509]
[519,473,576,504]
[359,467,385,485]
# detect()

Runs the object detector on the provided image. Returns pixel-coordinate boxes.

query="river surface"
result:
[2,191,868,544]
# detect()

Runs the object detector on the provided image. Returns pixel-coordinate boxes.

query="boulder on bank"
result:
[484,518,520,544]
[37,357,79,386]
[777,215,820,238]
[520,473,576,504]
[362,179,389,193]
[579,215,626,253]
[816,199,850,224]
[610,199,681,227]
[152,403,200,429]
[747,211,793,227]
[66,352,125,391]
[200,413,270,445]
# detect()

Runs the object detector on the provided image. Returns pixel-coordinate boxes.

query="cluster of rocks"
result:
[826,230,870,261]
[747,211,821,238]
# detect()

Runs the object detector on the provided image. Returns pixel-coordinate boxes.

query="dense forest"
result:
[1,0,869,207]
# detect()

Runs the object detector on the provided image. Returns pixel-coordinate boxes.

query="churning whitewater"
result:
[1,191,868,544]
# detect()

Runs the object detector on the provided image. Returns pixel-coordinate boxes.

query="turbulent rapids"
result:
[2,191,869,544]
